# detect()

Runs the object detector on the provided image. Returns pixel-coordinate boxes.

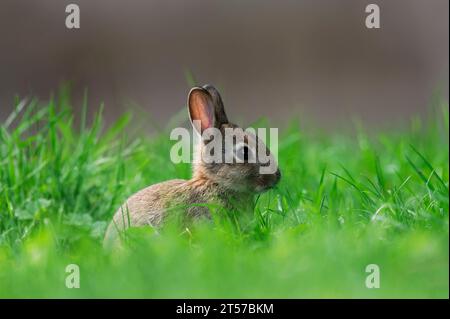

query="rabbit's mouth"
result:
[255,169,281,193]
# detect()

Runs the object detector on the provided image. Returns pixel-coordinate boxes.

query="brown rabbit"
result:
[104,85,280,246]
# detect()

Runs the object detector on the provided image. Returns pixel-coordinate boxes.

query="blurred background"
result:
[0,0,448,129]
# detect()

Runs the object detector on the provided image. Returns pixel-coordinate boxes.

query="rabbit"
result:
[104,84,281,246]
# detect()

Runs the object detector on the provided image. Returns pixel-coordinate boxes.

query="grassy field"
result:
[0,89,448,298]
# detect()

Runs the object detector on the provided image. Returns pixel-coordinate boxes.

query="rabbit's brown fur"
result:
[104,85,280,246]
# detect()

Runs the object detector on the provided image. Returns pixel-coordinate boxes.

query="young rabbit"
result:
[104,84,281,245]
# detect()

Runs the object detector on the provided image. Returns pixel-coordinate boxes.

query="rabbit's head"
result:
[188,84,281,193]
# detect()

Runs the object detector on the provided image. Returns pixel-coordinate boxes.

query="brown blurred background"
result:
[0,0,448,129]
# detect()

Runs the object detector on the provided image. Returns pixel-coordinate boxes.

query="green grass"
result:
[0,88,448,298]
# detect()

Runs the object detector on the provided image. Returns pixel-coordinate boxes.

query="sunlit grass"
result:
[0,88,448,298]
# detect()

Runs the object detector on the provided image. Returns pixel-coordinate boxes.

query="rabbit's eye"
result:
[234,143,254,162]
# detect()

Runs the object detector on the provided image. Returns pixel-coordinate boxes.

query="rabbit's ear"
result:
[202,84,229,127]
[188,87,215,134]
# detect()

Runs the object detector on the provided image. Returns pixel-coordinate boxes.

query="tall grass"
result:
[0,89,448,298]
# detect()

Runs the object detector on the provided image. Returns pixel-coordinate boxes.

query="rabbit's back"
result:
[103,179,187,245]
